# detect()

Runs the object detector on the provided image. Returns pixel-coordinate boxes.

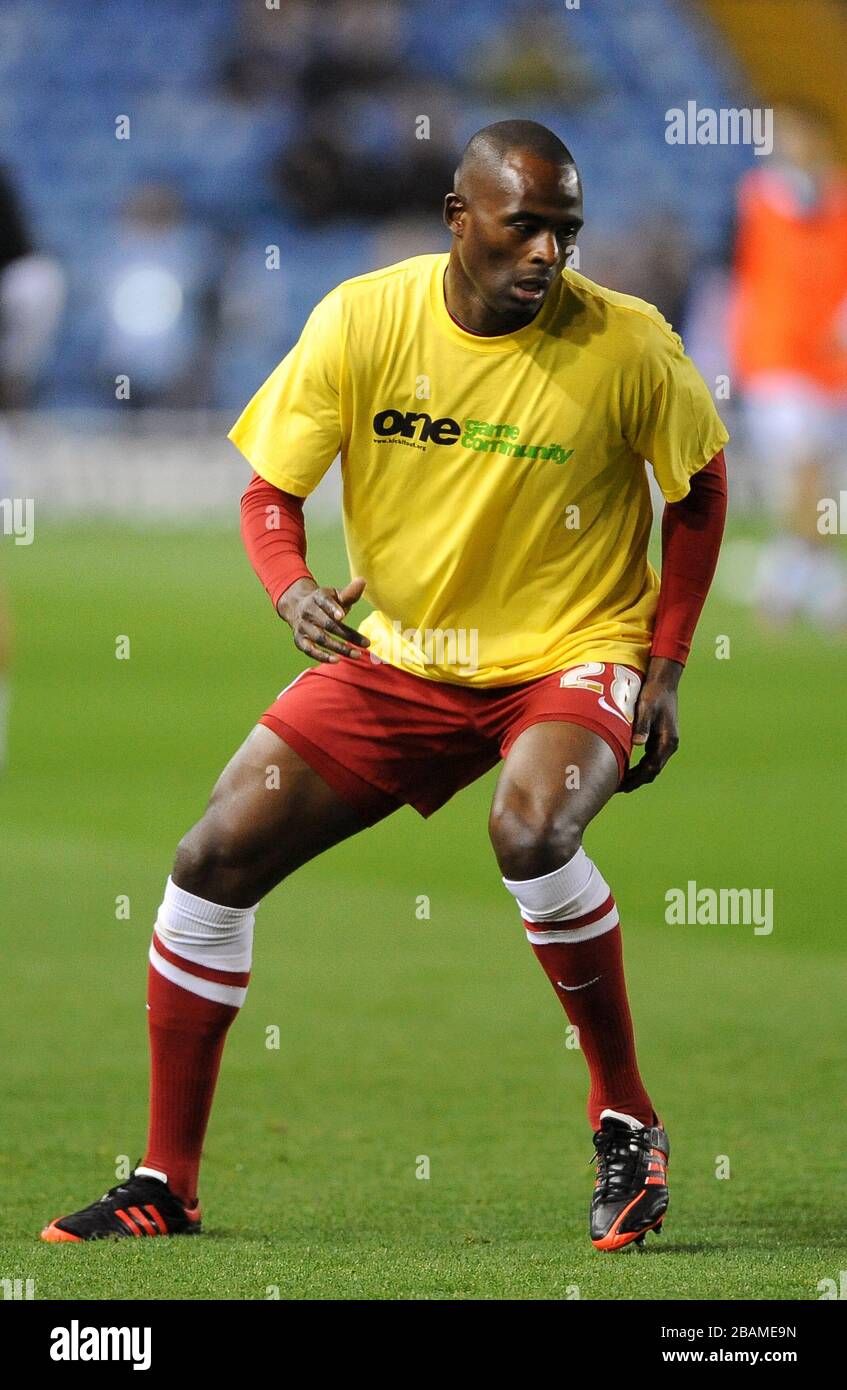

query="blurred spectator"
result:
[729,101,847,628]
[371,213,448,269]
[293,0,406,102]
[581,210,693,330]
[97,185,221,408]
[238,0,334,76]
[470,3,600,108]
[274,77,458,222]
[1,0,754,410]
[0,165,65,771]
[268,0,458,224]
[0,166,65,409]
[219,48,292,107]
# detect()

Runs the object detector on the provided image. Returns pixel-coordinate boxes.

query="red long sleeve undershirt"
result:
[240,450,727,664]
[239,471,314,610]
[650,449,727,665]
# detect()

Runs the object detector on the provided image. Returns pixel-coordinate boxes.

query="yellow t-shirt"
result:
[228,252,728,687]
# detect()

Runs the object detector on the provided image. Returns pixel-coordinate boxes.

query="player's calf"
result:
[492,723,660,1246]
[40,725,378,1243]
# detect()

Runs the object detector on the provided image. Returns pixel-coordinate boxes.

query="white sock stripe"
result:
[164,875,259,929]
[156,878,256,980]
[153,924,253,976]
[600,1109,644,1130]
[502,845,590,892]
[518,864,612,923]
[502,846,591,907]
[149,941,248,1008]
[524,903,620,945]
[502,850,613,925]
[134,1165,168,1184]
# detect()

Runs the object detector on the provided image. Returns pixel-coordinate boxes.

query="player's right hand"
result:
[277,576,371,664]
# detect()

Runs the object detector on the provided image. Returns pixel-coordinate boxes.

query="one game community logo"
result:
[373,408,575,464]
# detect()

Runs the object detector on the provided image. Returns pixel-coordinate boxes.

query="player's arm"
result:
[620,448,727,793]
[231,289,370,665]
[240,471,370,664]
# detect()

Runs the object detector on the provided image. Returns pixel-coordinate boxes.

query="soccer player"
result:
[42,121,728,1251]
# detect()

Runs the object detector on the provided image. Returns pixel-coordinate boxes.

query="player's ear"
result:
[443,193,466,237]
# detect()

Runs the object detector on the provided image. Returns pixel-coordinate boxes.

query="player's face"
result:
[445,153,583,326]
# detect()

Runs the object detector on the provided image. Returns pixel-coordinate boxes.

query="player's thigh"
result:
[174,723,390,903]
[488,721,620,879]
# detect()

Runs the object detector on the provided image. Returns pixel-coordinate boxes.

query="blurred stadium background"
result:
[1,0,846,1300]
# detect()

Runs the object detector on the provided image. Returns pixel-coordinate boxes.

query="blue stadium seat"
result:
[5,0,752,406]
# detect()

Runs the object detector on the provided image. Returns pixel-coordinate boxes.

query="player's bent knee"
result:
[171,814,264,901]
[488,803,583,880]
[171,826,218,897]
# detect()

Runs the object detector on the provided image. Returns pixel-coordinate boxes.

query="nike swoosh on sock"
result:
[556,974,602,991]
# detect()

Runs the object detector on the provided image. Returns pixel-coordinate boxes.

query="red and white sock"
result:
[502,849,655,1131]
[137,877,257,1206]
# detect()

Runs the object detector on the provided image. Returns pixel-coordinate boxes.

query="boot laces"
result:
[589,1125,648,1199]
[99,1175,155,1204]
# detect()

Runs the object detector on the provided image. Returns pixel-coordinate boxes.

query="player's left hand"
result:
[619,657,682,793]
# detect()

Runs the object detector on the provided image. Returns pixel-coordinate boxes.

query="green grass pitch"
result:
[1,517,844,1300]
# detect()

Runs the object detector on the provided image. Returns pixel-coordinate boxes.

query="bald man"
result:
[43,121,728,1252]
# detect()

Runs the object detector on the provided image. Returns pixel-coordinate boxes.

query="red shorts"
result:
[260,656,643,823]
